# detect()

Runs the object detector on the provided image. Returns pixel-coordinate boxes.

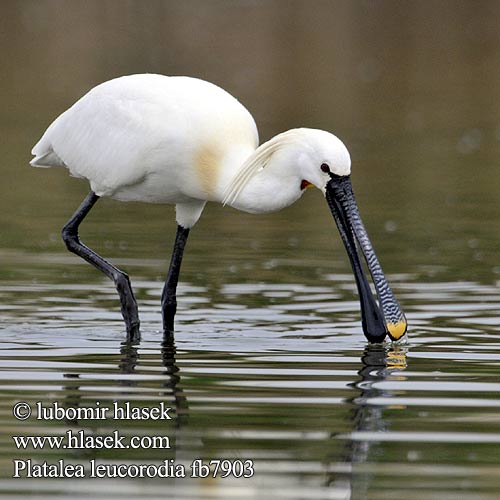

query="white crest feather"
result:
[222,129,304,206]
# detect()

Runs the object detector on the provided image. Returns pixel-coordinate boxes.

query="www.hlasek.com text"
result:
[13,429,171,451]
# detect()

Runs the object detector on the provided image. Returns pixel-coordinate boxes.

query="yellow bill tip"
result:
[387,320,407,341]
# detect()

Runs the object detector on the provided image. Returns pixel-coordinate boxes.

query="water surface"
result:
[1,1,500,499]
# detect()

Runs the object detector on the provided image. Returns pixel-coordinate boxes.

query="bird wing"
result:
[32,97,157,194]
[31,74,260,201]
[30,76,187,196]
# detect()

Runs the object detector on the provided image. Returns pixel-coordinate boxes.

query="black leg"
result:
[61,191,140,340]
[162,225,190,335]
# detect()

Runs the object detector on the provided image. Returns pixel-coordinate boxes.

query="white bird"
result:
[31,74,407,342]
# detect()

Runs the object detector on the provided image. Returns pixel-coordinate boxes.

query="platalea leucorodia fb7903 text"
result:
[30,74,407,343]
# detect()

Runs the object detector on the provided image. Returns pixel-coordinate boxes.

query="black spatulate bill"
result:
[325,175,407,342]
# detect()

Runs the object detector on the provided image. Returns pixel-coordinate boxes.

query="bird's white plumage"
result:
[32,75,258,226]
[30,74,407,341]
[31,74,351,227]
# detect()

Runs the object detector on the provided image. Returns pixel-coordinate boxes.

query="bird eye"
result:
[320,163,330,173]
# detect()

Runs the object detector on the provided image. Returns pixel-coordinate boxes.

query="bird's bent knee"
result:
[114,272,132,291]
[114,271,130,285]
[61,226,78,250]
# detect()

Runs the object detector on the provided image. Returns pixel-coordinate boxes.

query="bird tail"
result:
[30,148,66,168]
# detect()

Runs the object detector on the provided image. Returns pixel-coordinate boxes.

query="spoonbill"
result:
[30,74,407,343]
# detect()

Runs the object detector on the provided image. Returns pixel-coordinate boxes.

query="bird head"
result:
[224,128,407,343]
[294,129,407,342]
[292,128,352,192]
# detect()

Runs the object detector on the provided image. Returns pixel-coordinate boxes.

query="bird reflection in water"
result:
[61,334,188,462]
[327,343,408,498]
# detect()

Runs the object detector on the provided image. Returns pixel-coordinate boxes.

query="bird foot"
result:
[125,321,141,343]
